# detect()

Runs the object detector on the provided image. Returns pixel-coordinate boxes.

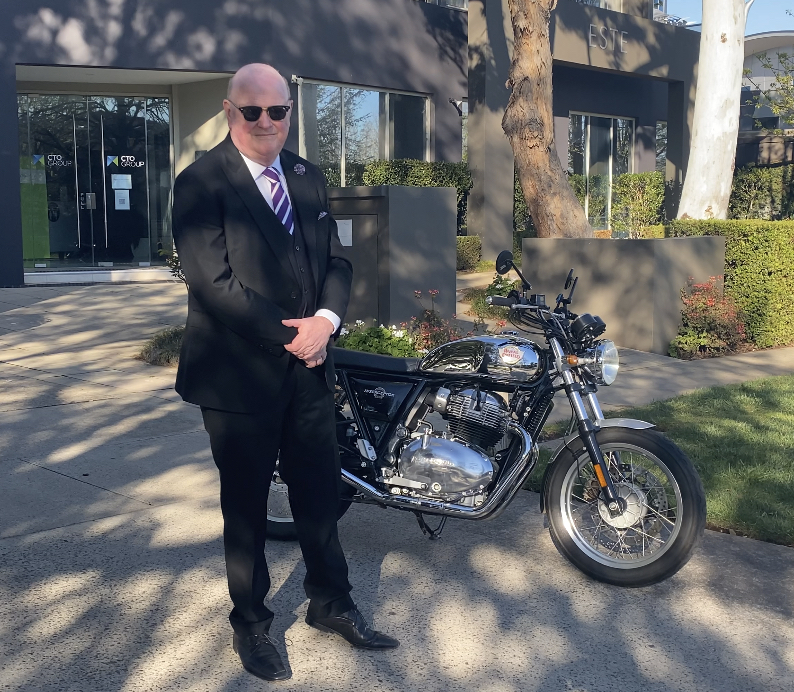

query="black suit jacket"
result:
[172,134,352,413]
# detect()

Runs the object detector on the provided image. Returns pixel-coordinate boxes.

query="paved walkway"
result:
[0,284,793,692]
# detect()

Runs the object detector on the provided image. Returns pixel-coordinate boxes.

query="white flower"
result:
[393,330,405,338]
[390,325,397,330]
[379,324,385,328]
[339,327,349,336]
[355,320,364,326]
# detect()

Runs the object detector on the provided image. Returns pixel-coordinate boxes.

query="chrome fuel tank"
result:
[419,336,544,383]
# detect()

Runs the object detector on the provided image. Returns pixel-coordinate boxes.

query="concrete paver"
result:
[0,283,792,691]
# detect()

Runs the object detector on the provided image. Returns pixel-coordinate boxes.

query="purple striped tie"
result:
[262,167,294,235]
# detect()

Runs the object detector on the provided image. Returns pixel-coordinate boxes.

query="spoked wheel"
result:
[546,428,706,586]
[265,461,354,541]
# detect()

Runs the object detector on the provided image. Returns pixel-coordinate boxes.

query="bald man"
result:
[172,63,397,682]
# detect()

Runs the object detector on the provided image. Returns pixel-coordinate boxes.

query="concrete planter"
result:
[522,236,726,354]
[328,185,457,327]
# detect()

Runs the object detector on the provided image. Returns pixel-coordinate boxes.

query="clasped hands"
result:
[282,316,335,368]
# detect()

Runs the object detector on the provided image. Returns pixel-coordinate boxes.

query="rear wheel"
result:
[545,428,706,586]
[265,464,354,540]
[266,410,356,541]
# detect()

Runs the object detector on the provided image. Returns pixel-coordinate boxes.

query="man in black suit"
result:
[172,63,398,682]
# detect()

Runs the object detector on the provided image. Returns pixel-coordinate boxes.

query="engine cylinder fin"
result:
[446,390,508,449]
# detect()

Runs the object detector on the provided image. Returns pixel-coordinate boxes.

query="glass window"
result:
[390,93,426,161]
[461,100,468,161]
[567,113,635,230]
[344,88,383,185]
[655,121,667,174]
[299,81,428,186]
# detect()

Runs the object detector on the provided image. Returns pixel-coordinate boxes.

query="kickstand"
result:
[413,512,447,540]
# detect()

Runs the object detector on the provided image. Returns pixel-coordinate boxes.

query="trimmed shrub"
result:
[456,235,482,271]
[363,159,473,233]
[610,172,665,235]
[136,326,185,366]
[729,164,794,220]
[666,219,794,348]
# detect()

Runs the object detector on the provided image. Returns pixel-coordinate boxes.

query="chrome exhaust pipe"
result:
[341,421,537,520]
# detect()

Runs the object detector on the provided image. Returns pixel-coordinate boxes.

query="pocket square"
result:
[318,211,328,220]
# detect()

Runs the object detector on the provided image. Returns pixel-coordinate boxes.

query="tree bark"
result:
[503,0,592,238]
[677,0,755,220]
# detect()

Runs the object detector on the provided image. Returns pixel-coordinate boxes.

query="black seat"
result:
[331,347,421,373]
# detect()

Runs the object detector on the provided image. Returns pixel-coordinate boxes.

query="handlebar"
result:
[486,295,515,307]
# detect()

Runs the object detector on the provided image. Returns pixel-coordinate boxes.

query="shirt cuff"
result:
[315,309,341,332]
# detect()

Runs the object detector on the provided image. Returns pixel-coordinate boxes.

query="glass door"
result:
[18,93,172,271]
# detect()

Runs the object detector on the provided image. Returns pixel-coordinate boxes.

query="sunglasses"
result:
[228,100,291,122]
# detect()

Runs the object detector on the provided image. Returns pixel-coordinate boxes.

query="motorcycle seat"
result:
[331,347,421,373]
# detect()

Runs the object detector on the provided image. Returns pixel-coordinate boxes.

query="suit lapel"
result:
[219,136,295,282]
[282,151,320,286]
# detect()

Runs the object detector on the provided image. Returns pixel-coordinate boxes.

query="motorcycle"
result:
[267,250,706,587]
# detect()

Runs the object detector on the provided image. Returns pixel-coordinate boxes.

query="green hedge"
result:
[362,159,473,233]
[456,235,482,271]
[666,220,794,348]
[610,172,665,234]
[729,165,794,220]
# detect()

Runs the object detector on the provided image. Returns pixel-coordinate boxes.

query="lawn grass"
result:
[527,375,794,547]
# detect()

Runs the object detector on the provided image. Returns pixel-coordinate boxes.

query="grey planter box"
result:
[522,237,727,354]
[328,185,457,327]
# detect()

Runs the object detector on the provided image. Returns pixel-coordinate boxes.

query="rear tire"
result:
[545,428,705,586]
[265,465,353,541]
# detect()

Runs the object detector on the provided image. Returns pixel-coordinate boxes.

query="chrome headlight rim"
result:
[586,339,619,386]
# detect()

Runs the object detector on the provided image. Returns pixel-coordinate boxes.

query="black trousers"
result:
[201,359,354,636]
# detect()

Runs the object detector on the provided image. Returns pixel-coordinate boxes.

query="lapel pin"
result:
[318,211,328,220]
[294,164,306,175]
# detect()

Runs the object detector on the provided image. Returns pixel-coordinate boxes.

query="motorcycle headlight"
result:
[588,340,619,386]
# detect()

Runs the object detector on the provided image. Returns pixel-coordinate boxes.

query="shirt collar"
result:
[239,151,285,181]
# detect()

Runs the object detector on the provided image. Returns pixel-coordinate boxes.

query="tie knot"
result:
[262,167,280,185]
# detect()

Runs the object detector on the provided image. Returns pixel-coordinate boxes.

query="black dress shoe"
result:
[305,608,399,650]
[232,632,291,681]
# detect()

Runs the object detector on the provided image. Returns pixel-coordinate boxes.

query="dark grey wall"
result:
[0,0,467,284]
[552,64,668,174]
[522,236,726,354]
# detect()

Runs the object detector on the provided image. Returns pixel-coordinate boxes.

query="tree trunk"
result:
[677,0,755,220]
[503,0,592,238]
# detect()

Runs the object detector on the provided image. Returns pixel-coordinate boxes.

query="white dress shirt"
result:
[239,152,341,332]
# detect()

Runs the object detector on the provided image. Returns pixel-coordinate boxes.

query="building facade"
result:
[1,0,697,285]
[738,31,794,168]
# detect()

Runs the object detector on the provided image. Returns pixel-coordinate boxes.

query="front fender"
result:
[538,418,655,514]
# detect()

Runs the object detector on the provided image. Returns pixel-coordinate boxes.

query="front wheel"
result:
[545,428,706,587]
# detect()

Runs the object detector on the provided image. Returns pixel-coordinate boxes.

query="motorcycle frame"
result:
[334,366,539,521]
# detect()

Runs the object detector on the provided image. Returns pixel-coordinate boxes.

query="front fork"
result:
[550,339,624,515]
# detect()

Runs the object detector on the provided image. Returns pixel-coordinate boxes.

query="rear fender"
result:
[538,418,655,513]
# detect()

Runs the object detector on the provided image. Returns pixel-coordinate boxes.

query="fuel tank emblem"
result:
[498,344,523,365]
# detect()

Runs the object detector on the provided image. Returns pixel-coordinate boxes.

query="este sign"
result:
[589,24,628,53]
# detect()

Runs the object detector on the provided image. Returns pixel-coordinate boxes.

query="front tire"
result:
[545,428,706,587]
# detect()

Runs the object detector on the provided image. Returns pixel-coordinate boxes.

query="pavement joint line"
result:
[0,359,176,394]
[11,458,154,507]
[0,492,221,542]
[0,396,126,413]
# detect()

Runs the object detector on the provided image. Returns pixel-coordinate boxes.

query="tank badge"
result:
[498,345,523,365]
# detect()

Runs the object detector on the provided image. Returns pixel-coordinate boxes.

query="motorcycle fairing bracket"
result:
[538,419,656,514]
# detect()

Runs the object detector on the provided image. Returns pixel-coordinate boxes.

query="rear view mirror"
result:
[496,250,514,275]
[564,268,574,290]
